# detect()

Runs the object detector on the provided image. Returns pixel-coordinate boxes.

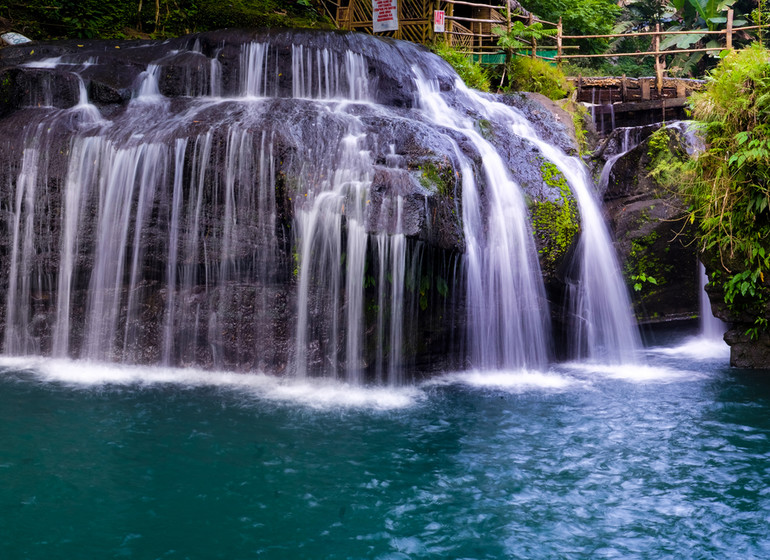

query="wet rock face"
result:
[600,125,699,323]
[0,29,581,377]
[724,330,770,368]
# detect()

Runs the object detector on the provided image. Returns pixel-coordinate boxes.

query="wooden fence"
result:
[437,6,769,92]
[323,2,769,91]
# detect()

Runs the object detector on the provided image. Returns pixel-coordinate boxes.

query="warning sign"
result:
[373,0,399,33]
[434,10,445,33]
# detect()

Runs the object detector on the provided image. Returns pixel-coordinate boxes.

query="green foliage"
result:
[430,42,491,92]
[631,272,659,292]
[0,0,322,40]
[752,0,770,46]
[569,103,590,155]
[504,57,571,100]
[561,55,656,78]
[531,160,579,272]
[646,127,690,187]
[625,229,667,299]
[520,0,622,54]
[493,20,557,53]
[686,44,770,337]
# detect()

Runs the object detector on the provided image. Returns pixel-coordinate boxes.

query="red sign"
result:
[434,10,445,33]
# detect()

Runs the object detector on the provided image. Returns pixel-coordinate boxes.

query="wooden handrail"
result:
[561,23,769,40]
[446,15,505,24]
[559,46,725,59]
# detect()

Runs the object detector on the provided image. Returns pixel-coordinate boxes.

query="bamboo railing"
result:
[323,2,769,90]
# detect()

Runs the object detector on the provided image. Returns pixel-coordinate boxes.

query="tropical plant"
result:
[520,0,622,55]
[493,20,557,55]
[686,44,770,338]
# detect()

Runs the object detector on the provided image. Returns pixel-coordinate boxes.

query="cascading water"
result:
[597,126,646,193]
[452,85,642,364]
[0,29,645,382]
[699,264,726,340]
[412,74,551,370]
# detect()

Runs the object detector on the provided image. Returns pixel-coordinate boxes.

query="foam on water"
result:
[428,369,576,392]
[562,361,709,383]
[0,357,419,410]
[650,336,730,361]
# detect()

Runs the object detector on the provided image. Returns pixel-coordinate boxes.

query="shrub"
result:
[505,56,571,100]
[430,42,491,92]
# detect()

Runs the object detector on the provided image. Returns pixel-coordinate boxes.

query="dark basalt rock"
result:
[600,125,699,323]
[700,248,770,369]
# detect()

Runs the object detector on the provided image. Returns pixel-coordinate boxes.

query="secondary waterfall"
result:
[0,29,643,381]
[413,74,551,370]
[455,86,641,364]
[699,263,726,340]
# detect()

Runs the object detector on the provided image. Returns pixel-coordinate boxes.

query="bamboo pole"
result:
[556,17,563,67]
[559,46,725,59]
[654,23,663,94]
[726,8,734,50]
[529,13,536,59]
[446,15,507,24]
[562,28,727,40]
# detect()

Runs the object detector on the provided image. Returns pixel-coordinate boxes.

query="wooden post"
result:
[346,0,355,30]
[396,0,402,40]
[726,8,734,50]
[506,0,512,32]
[621,74,627,102]
[641,78,651,101]
[654,23,663,95]
[447,1,454,46]
[528,13,536,59]
[556,17,563,67]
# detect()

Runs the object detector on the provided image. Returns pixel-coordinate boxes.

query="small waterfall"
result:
[457,85,641,364]
[4,141,42,355]
[666,121,706,155]
[699,263,726,340]
[136,64,163,99]
[414,75,551,370]
[291,45,369,100]
[210,53,223,97]
[373,217,407,385]
[598,126,646,194]
[240,42,271,98]
[293,130,372,382]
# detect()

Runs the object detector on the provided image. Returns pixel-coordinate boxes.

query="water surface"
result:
[2,335,769,559]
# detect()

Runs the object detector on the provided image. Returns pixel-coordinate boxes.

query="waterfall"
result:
[240,43,271,98]
[0,30,648,381]
[699,263,726,340]
[597,126,652,194]
[454,85,641,364]
[414,74,551,370]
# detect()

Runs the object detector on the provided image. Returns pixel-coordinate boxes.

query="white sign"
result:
[434,10,445,33]
[373,0,399,33]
